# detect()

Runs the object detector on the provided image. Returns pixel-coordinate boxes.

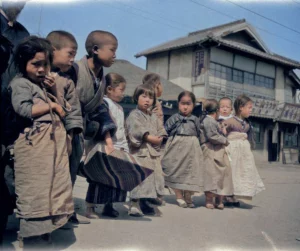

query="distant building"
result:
[135,19,300,164]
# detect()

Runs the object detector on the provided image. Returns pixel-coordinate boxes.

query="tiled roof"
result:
[104,59,185,101]
[135,19,300,68]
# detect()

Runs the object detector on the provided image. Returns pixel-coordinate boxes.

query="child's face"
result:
[95,39,118,67]
[219,99,232,117]
[53,45,77,72]
[156,82,163,98]
[178,95,194,117]
[137,93,154,112]
[26,52,50,84]
[107,82,126,103]
[239,101,253,119]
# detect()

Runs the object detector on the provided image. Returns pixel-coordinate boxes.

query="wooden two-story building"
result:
[135,19,300,164]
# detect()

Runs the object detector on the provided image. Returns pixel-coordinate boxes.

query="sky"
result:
[13,0,300,72]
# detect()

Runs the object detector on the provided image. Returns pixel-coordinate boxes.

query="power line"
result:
[118,2,199,31]
[188,0,300,46]
[224,0,300,36]
[95,1,191,33]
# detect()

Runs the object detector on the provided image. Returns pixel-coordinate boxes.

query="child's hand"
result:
[44,73,58,96]
[51,102,66,119]
[222,127,227,136]
[105,144,115,155]
[151,136,163,145]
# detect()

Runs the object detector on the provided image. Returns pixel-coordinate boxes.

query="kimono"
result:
[161,113,204,191]
[72,57,119,204]
[201,116,233,196]
[126,108,167,199]
[54,72,83,185]
[85,97,128,204]
[9,76,73,238]
[225,116,265,199]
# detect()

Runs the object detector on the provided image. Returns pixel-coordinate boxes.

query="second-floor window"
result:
[210,62,275,89]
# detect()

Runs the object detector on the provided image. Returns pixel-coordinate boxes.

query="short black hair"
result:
[85,30,117,57]
[105,73,126,94]
[46,30,78,50]
[204,99,219,114]
[133,84,156,106]
[178,91,196,105]
[14,36,53,75]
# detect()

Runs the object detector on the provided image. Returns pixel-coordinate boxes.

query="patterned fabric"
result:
[84,143,153,192]
[85,183,127,204]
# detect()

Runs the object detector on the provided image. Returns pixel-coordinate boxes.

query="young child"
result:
[225,94,265,204]
[219,97,233,120]
[9,36,73,245]
[46,30,87,224]
[67,30,118,219]
[142,73,163,124]
[126,85,167,216]
[162,91,203,208]
[201,99,233,210]
[218,97,238,206]
[85,73,128,218]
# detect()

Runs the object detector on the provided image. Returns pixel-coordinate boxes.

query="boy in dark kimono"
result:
[68,31,119,219]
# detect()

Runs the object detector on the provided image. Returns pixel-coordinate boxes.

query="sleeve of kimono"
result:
[89,102,117,141]
[126,111,149,148]
[63,79,83,134]
[164,114,179,136]
[204,118,229,145]
[157,115,167,137]
[10,80,33,119]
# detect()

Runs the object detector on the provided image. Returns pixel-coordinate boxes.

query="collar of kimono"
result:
[0,9,14,27]
[82,55,103,81]
[234,116,245,123]
[137,106,152,116]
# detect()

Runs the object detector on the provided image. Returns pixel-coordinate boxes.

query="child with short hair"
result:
[126,85,167,216]
[9,36,73,244]
[225,95,265,203]
[67,30,118,219]
[142,73,163,123]
[46,30,86,224]
[162,91,203,208]
[219,97,233,120]
[85,73,128,218]
[201,99,233,210]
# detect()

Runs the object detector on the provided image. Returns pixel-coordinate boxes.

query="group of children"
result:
[2,28,265,246]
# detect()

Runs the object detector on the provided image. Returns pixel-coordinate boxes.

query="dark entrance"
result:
[268,130,278,161]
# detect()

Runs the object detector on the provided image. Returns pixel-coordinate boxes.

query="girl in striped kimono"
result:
[126,85,167,216]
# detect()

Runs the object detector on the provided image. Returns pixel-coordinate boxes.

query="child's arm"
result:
[126,111,150,147]
[63,79,83,134]
[11,80,65,119]
[164,114,180,136]
[143,133,163,146]
[204,119,229,146]
[31,102,65,118]
[104,131,115,154]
